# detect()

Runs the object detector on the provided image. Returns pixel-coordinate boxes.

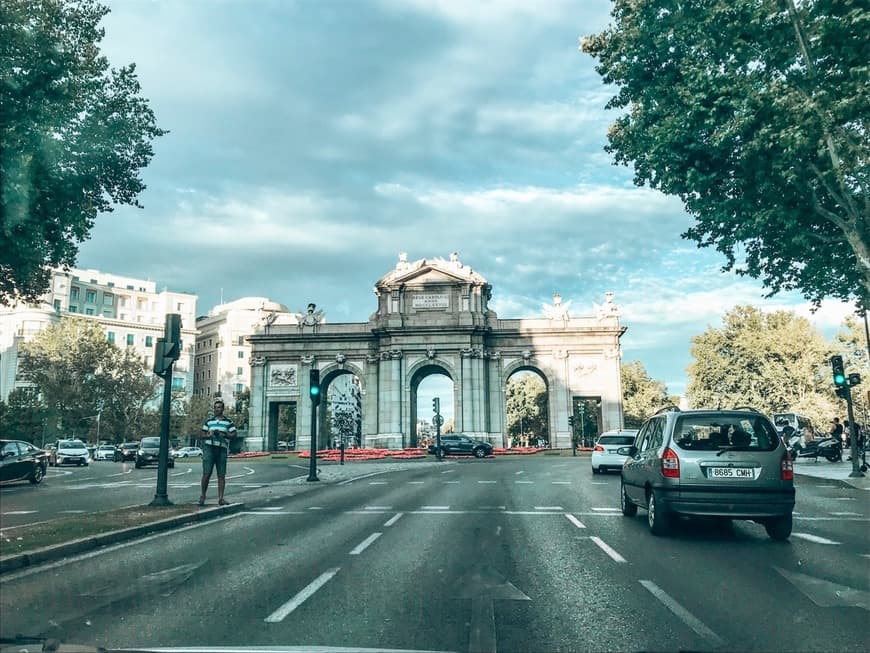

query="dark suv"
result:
[619,407,795,540]
[428,434,493,458]
[118,442,139,462]
[135,437,174,468]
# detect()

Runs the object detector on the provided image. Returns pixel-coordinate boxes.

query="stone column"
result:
[297,356,315,451]
[377,351,391,447]
[486,351,504,446]
[248,356,267,451]
[391,350,404,446]
[362,354,380,447]
[552,349,570,448]
[460,349,473,433]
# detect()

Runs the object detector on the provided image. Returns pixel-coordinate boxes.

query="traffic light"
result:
[152,338,176,376]
[432,397,440,415]
[831,355,846,387]
[835,387,848,399]
[568,416,575,427]
[309,368,321,405]
[848,372,862,387]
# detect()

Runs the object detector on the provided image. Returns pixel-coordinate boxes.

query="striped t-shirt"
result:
[202,416,237,449]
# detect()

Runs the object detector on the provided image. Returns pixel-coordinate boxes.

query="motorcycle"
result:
[786,428,842,463]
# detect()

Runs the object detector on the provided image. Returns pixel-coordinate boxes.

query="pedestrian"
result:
[829,417,844,445]
[843,420,864,460]
[802,424,816,446]
[198,398,237,506]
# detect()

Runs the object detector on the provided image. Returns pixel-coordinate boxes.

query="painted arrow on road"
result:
[457,567,531,653]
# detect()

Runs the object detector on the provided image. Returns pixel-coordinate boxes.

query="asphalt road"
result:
[1,456,868,652]
[0,458,310,528]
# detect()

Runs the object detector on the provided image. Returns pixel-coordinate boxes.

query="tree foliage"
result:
[0,0,166,303]
[621,360,670,428]
[505,372,549,442]
[18,318,156,438]
[686,305,836,426]
[582,0,869,308]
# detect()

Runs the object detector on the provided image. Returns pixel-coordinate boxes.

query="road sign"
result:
[433,415,444,426]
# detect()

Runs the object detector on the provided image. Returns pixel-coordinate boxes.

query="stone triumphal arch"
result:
[247,254,626,451]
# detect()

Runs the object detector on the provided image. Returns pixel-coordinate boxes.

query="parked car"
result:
[135,437,174,468]
[93,445,118,461]
[0,440,49,485]
[771,412,814,439]
[172,446,203,458]
[619,407,795,540]
[118,442,139,462]
[53,438,91,466]
[427,434,493,458]
[591,429,639,474]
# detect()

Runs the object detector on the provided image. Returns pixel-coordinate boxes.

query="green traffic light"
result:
[834,373,846,384]
[310,386,320,396]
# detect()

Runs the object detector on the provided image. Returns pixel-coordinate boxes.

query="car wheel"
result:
[647,490,671,536]
[30,464,45,484]
[620,480,637,516]
[764,514,792,541]
[473,447,486,459]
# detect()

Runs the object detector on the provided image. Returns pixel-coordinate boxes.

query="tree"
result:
[1,0,166,304]
[505,372,549,443]
[0,387,48,443]
[582,0,869,309]
[621,360,670,428]
[686,305,836,426]
[18,318,156,437]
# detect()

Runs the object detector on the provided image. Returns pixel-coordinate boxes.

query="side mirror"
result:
[616,445,637,457]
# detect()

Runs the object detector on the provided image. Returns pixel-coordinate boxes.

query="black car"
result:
[427,434,494,458]
[135,437,174,468]
[118,442,139,462]
[0,440,49,485]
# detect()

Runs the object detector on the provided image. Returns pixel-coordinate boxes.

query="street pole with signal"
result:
[831,355,864,478]
[151,314,182,506]
[308,368,321,481]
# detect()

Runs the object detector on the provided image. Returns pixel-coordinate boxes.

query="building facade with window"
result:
[193,297,296,405]
[0,268,197,402]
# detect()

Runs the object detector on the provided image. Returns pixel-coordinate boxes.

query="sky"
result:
[75,0,857,404]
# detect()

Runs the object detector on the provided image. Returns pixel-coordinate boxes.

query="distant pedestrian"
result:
[198,398,237,506]
[830,417,844,444]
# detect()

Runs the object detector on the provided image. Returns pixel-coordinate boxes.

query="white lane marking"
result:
[259,506,285,511]
[408,481,425,484]
[830,512,861,516]
[3,510,38,515]
[441,469,455,474]
[384,513,403,527]
[592,507,620,512]
[444,481,460,484]
[515,470,525,475]
[59,510,87,514]
[792,533,841,545]
[423,505,450,510]
[349,532,382,555]
[640,580,724,645]
[515,481,533,484]
[861,554,870,559]
[241,511,306,516]
[565,514,586,529]
[337,469,395,486]
[834,497,856,501]
[365,506,392,511]
[552,481,571,485]
[590,536,626,563]
[479,505,506,510]
[590,481,608,485]
[369,481,388,485]
[795,516,870,521]
[264,567,341,623]
[308,506,323,510]
[478,480,497,484]
[535,506,564,511]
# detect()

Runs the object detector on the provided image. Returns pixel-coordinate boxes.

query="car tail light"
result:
[781,453,794,480]
[661,447,680,478]
[594,445,604,452]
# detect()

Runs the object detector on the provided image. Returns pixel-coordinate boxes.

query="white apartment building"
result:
[0,267,197,402]
[193,297,296,404]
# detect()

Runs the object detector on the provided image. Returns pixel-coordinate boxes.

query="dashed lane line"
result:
[478,480,497,484]
[534,506,564,511]
[592,507,620,512]
[552,481,571,485]
[590,536,626,563]
[384,513,403,527]
[515,481,533,484]
[349,532,382,555]
[640,580,724,646]
[264,568,341,623]
[422,505,450,510]
[407,481,425,484]
[369,481,389,485]
[565,514,586,529]
[365,506,392,510]
[792,533,841,545]
[444,481,460,484]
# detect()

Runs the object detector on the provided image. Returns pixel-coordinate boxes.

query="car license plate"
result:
[708,467,754,478]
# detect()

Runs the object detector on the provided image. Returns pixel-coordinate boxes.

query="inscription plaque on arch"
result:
[412,293,449,309]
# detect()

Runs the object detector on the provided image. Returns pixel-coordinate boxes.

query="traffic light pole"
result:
[150,362,174,506]
[844,389,864,478]
[831,355,864,478]
[308,368,320,482]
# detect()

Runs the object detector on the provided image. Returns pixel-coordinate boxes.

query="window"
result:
[171,377,185,391]
[177,302,184,311]
[238,351,245,358]
[103,310,112,317]
[207,370,211,379]
[85,290,96,303]
[53,299,61,312]
[146,336,153,347]
[107,281,115,287]
[69,305,77,313]
[126,285,134,290]
[89,279,97,284]
[237,336,245,346]
[85,308,94,315]
[107,332,115,344]
[103,294,113,305]
[237,367,243,376]
[120,297,129,308]
[236,383,244,392]
[126,334,134,346]
[70,287,80,300]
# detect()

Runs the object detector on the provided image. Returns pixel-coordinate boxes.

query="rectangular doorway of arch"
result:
[572,396,601,448]
[268,401,297,451]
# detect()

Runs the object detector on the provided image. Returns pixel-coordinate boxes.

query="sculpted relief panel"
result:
[269,364,298,387]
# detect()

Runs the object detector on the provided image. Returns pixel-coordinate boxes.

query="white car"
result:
[591,429,639,474]
[171,446,203,458]
[54,439,91,466]
[93,445,118,461]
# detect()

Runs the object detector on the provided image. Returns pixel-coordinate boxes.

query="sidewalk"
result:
[793,453,870,490]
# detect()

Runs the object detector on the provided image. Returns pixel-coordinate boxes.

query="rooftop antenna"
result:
[220,287,224,305]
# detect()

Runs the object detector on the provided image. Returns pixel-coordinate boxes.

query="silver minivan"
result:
[619,407,795,540]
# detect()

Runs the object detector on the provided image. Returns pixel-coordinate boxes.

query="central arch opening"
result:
[410,365,454,447]
[322,372,362,449]
[505,368,550,447]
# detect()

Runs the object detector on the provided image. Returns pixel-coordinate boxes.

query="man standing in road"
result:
[199,398,237,506]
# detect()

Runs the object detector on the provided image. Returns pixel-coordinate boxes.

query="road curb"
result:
[794,470,870,491]
[0,503,245,575]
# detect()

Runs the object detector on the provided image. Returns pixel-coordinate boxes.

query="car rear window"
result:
[598,435,636,445]
[62,441,87,450]
[141,438,160,446]
[673,414,780,452]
